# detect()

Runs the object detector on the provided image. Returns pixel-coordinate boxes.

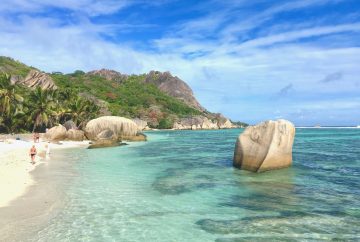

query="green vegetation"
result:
[0,65,202,132]
[0,56,246,132]
[0,56,33,77]
[51,72,202,120]
[0,74,99,133]
[158,117,174,129]
[231,121,249,127]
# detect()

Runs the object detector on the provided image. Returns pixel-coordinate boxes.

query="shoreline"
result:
[0,139,89,241]
[0,136,89,208]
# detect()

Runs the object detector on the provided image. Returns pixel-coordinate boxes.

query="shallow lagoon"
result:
[34,129,360,241]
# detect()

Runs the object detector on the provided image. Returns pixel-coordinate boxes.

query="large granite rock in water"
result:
[88,129,121,148]
[45,125,67,141]
[233,119,295,172]
[96,129,116,140]
[88,140,122,149]
[84,116,138,141]
[123,133,147,141]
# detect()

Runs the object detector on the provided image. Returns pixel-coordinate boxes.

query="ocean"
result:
[33,128,360,241]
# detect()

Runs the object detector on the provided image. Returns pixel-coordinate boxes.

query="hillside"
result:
[0,56,246,130]
[0,56,33,77]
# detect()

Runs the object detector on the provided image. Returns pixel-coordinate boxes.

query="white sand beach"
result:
[0,136,90,208]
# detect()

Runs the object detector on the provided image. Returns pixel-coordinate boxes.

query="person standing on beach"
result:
[33,132,40,143]
[45,142,51,159]
[36,133,40,143]
[29,145,37,164]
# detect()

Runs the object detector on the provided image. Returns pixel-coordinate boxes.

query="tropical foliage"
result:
[51,72,202,119]
[0,56,32,77]
[0,74,99,133]
[0,56,247,133]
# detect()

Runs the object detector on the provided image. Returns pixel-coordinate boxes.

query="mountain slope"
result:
[144,71,205,111]
[0,56,245,129]
[0,56,33,77]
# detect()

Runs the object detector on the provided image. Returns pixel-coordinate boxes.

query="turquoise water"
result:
[35,129,360,241]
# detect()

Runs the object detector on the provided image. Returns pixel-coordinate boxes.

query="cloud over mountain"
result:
[0,0,359,125]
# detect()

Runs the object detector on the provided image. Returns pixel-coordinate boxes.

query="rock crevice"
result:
[233,119,295,172]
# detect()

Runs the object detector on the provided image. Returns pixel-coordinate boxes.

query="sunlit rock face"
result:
[45,125,67,141]
[66,129,85,141]
[22,70,57,90]
[233,119,295,172]
[173,116,218,130]
[132,118,149,131]
[84,116,138,141]
[144,70,206,112]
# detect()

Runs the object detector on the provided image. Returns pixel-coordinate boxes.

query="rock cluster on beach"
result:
[173,115,237,130]
[131,115,238,131]
[233,119,295,172]
[45,125,67,141]
[84,116,138,140]
[44,116,147,148]
[84,116,146,148]
[63,120,77,131]
[66,129,86,141]
[46,124,86,141]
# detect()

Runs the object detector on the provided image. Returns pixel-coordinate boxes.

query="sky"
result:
[0,0,359,126]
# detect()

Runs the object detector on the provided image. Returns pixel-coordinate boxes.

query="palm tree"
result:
[0,74,24,117]
[28,87,56,132]
[1,111,26,133]
[58,88,77,101]
[0,74,24,133]
[0,116,4,132]
[67,97,99,128]
[51,89,70,125]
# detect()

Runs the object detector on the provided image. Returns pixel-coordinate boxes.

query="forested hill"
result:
[0,56,246,132]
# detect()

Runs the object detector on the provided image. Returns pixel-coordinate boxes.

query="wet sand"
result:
[0,145,86,241]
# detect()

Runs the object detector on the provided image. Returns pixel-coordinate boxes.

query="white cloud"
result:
[0,0,359,125]
[0,0,133,16]
[220,0,345,40]
[232,23,360,50]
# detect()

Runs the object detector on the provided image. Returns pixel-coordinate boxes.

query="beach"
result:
[0,135,89,208]
[0,139,37,208]
[0,135,90,241]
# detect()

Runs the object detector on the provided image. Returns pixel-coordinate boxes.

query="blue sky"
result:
[0,0,360,126]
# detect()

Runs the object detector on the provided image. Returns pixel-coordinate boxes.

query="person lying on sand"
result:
[29,145,37,165]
